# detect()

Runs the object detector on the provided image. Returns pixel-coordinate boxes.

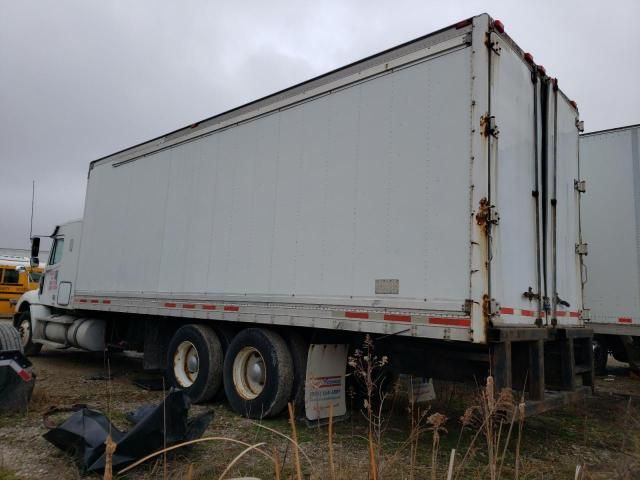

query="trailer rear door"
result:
[488,32,543,326]
[548,90,583,325]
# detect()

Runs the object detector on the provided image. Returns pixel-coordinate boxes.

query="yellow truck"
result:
[0,256,42,318]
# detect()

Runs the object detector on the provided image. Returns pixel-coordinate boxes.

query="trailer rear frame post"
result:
[490,329,549,401]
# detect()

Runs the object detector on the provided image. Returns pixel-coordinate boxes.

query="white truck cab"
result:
[39,221,82,309]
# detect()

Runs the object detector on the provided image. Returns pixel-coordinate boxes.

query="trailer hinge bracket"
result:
[485,33,501,55]
[481,115,500,138]
[575,243,588,256]
[483,295,499,319]
[475,198,500,227]
[574,179,586,193]
[575,118,585,132]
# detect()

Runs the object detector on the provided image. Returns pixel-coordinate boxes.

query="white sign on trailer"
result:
[304,344,348,421]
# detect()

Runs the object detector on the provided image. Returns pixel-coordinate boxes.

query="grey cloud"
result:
[1,0,638,248]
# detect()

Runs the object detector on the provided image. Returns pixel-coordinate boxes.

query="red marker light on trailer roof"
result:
[524,52,535,64]
[537,65,546,76]
[570,100,578,110]
[455,18,472,29]
[492,19,505,33]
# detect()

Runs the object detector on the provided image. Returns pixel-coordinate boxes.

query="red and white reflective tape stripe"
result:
[619,317,633,324]
[555,311,580,318]
[428,317,471,327]
[161,302,239,312]
[76,298,111,305]
[337,310,470,327]
[499,307,539,317]
[500,307,580,318]
[0,359,33,382]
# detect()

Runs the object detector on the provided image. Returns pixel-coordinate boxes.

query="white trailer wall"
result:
[581,125,640,326]
[76,46,473,312]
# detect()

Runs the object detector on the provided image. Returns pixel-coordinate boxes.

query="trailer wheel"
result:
[0,324,24,392]
[286,332,308,417]
[167,324,223,403]
[211,326,236,401]
[0,323,23,352]
[224,328,293,419]
[15,311,42,356]
[593,338,607,376]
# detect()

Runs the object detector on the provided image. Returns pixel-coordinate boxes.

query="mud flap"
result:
[621,336,640,375]
[0,350,35,413]
[304,344,348,421]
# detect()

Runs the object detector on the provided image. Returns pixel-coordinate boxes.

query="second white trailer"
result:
[581,124,640,373]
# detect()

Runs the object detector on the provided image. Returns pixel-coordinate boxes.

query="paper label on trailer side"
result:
[304,344,348,421]
[375,279,399,294]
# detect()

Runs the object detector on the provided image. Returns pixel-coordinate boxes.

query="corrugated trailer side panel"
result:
[76,40,474,313]
[581,126,640,326]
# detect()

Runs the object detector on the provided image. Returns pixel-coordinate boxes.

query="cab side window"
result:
[50,238,65,265]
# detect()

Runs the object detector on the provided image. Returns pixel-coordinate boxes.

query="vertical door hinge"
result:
[574,179,586,193]
[480,115,499,138]
[475,198,500,226]
[575,243,588,256]
[484,33,502,55]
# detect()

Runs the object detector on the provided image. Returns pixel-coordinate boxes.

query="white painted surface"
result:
[489,33,542,325]
[581,125,640,328]
[77,42,473,312]
[552,93,583,325]
[41,13,584,344]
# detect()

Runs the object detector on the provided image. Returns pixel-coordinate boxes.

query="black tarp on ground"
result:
[43,390,213,474]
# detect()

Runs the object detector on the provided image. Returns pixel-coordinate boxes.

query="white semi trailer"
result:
[580,124,640,374]
[15,14,592,419]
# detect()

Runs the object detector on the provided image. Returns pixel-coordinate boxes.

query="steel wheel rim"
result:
[18,318,31,349]
[233,346,266,400]
[173,341,199,387]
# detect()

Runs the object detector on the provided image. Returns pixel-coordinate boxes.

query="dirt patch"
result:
[0,350,639,479]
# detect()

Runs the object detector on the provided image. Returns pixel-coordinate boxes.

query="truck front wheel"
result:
[224,328,293,419]
[166,324,223,403]
[16,311,42,356]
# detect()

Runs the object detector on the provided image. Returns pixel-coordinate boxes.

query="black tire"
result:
[286,332,308,417]
[211,326,236,401]
[15,310,42,356]
[0,323,22,352]
[593,338,607,376]
[166,324,223,403]
[223,328,293,419]
[0,324,25,394]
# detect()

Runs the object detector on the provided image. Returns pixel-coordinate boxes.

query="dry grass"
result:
[3,349,640,479]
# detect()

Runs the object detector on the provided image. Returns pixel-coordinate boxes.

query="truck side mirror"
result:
[30,237,40,267]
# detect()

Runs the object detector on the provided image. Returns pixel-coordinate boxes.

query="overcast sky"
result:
[1,0,639,249]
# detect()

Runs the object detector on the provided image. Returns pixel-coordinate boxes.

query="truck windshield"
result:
[50,238,65,265]
[29,272,42,282]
